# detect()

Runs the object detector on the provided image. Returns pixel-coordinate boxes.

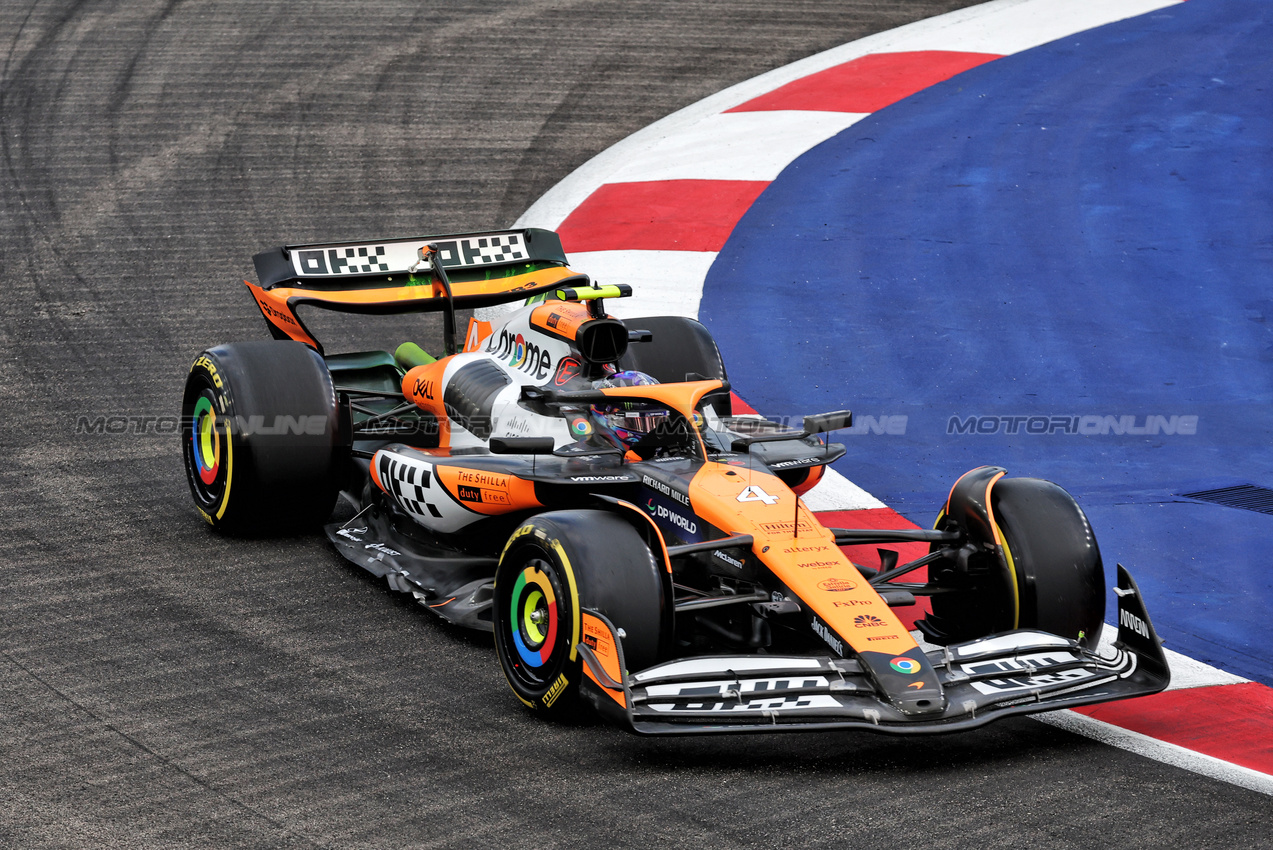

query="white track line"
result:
[1035,711,1273,796]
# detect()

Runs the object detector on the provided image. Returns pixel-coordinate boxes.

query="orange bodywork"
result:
[581,611,627,707]
[788,462,826,496]
[688,462,920,660]
[530,300,592,340]
[401,359,454,446]
[463,317,493,352]
[244,265,583,351]
[597,380,722,416]
[394,357,882,656]
[595,380,724,459]
[433,465,542,516]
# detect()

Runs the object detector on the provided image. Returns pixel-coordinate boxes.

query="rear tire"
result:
[181,340,343,533]
[928,476,1105,649]
[493,510,669,719]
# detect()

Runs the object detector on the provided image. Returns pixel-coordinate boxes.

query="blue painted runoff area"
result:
[701,0,1273,684]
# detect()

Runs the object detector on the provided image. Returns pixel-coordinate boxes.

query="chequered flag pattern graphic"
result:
[463,234,525,264]
[379,453,443,520]
[330,245,390,273]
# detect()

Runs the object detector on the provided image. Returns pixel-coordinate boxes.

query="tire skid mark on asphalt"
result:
[20,0,593,243]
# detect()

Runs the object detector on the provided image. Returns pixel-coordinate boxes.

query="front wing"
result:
[579,565,1170,735]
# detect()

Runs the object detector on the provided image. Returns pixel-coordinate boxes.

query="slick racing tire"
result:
[493,510,669,719]
[929,475,1105,650]
[619,316,731,416]
[182,340,344,534]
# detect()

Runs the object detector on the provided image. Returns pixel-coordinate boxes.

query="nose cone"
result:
[861,649,948,716]
[890,690,949,717]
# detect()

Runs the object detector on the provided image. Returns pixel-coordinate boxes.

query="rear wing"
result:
[246,228,587,353]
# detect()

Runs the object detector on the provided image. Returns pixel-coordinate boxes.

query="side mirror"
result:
[801,410,853,435]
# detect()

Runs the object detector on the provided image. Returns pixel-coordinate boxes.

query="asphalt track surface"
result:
[0,2,1267,848]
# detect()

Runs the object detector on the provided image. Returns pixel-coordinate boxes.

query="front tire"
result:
[927,474,1105,650]
[493,510,669,718]
[992,477,1105,648]
[181,340,343,533]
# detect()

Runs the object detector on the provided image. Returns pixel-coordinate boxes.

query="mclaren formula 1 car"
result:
[182,227,1170,735]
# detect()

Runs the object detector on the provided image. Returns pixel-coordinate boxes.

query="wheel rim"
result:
[500,549,573,694]
[183,381,232,515]
[509,559,561,671]
[192,395,221,486]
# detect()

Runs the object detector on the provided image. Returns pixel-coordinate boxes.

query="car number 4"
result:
[737,485,779,505]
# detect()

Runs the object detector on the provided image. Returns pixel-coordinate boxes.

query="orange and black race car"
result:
[182,228,1170,734]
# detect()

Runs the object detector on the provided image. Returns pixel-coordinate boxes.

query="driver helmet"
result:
[590,370,668,447]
